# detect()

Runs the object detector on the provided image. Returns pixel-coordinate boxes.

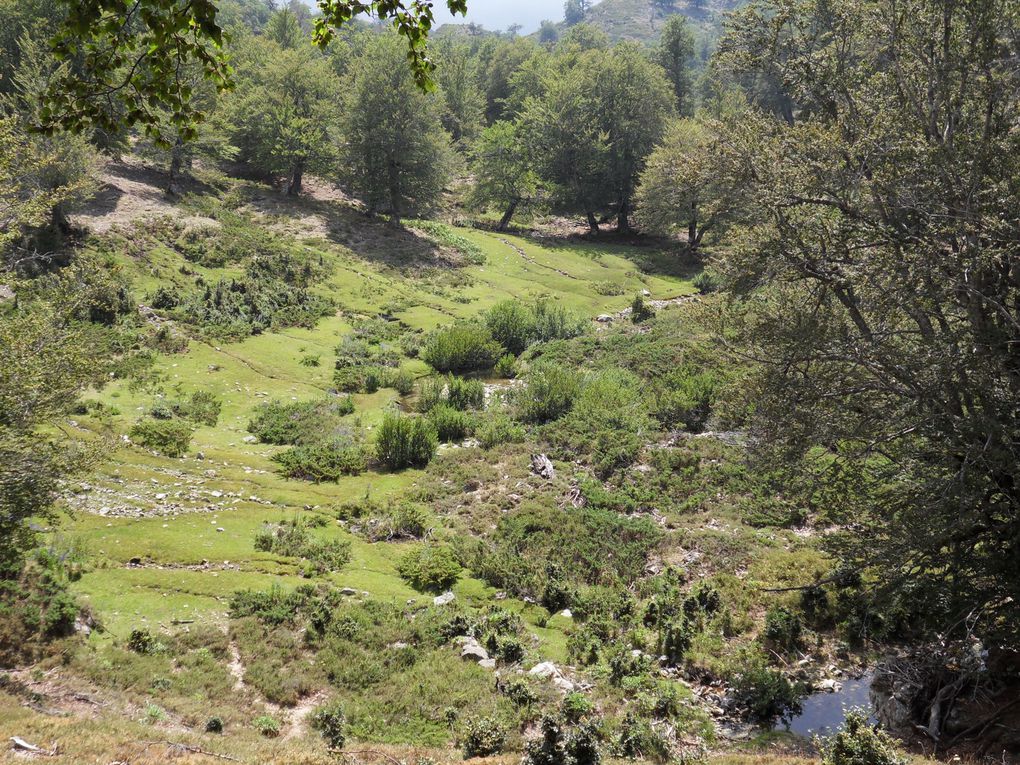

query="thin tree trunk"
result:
[388,162,402,228]
[586,210,600,233]
[497,200,519,231]
[167,138,185,196]
[688,201,699,251]
[287,161,304,196]
[617,199,630,232]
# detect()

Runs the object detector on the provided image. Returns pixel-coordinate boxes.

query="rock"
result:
[560,609,573,619]
[0,284,15,303]
[528,661,560,680]
[339,587,358,596]
[434,591,456,606]
[553,677,575,693]
[196,452,205,460]
[242,435,257,444]
[816,678,842,693]
[216,527,225,533]
[461,643,489,662]
[531,454,555,480]
[642,289,651,296]
[596,314,613,323]
[389,642,410,650]
[479,658,497,670]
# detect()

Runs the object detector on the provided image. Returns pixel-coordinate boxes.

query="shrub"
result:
[397,544,462,593]
[253,520,352,575]
[517,363,582,423]
[532,300,586,343]
[476,412,525,449]
[822,710,906,765]
[334,365,386,394]
[429,404,474,443]
[693,270,721,294]
[631,294,655,322]
[416,376,445,413]
[312,699,347,750]
[299,353,321,367]
[494,353,518,379]
[205,717,224,733]
[485,300,536,356]
[503,678,537,707]
[253,715,281,737]
[652,370,719,432]
[446,376,485,410]
[376,413,438,470]
[130,418,194,457]
[171,390,222,427]
[422,323,502,374]
[462,715,507,759]
[659,614,693,667]
[248,398,354,445]
[273,440,367,482]
[763,605,803,652]
[733,663,801,722]
[128,628,164,655]
[562,693,594,723]
[389,368,416,396]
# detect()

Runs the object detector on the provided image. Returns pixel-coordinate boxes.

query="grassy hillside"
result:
[572,0,741,44]
[0,159,909,764]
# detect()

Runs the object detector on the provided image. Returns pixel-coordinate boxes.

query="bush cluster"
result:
[253,520,352,575]
[516,362,582,423]
[273,440,367,481]
[396,543,463,593]
[248,398,355,445]
[376,412,438,470]
[422,323,503,374]
[130,417,194,457]
[485,299,586,356]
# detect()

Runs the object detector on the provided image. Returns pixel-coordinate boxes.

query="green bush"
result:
[205,717,224,733]
[485,300,536,356]
[272,440,367,482]
[517,363,582,423]
[476,412,525,449]
[397,544,462,593]
[334,365,387,394]
[652,370,719,432]
[312,699,347,750]
[253,520,352,575]
[253,715,281,737]
[429,404,474,443]
[822,710,906,765]
[167,390,222,426]
[389,368,416,396]
[562,693,594,723]
[422,323,502,374]
[446,376,485,410]
[630,294,655,322]
[130,418,194,457]
[416,376,445,413]
[733,663,801,722]
[659,614,693,667]
[763,605,803,651]
[376,412,438,470]
[494,354,518,379]
[462,715,507,759]
[692,270,721,294]
[248,398,354,445]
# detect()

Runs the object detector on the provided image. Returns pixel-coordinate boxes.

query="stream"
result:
[773,671,877,738]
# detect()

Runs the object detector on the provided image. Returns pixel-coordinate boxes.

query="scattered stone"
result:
[242,436,257,444]
[816,678,842,693]
[216,527,225,533]
[531,454,555,480]
[528,662,560,680]
[560,609,573,619]
[596,314,613,323]
[339,587,358,596]
[434,591,456,606]
[461,642,489,663]
[479,658,497,670]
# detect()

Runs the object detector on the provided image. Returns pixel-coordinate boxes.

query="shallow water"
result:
[775,672,877,738]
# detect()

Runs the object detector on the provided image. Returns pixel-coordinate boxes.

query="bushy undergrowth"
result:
[428,404,475,443]
[422,323,502,374]
[376,412,438,469]
[253,520,352,575]
[485,299,586,357]
[273,439,367,481]
[516,362,581,423]
[130,417,194,457]
[248,398,355,446]
[397,544,463,593]
[822,710,906,765]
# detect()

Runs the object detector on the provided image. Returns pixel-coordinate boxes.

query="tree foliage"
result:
[706,0,1020,640]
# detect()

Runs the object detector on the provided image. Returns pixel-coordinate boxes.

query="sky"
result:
[430,0,564,34]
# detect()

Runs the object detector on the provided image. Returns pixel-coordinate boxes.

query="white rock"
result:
[434,591,456,606]
[560,609,573,618]
[461,643,489,662]
[528,662,560,680]
[479,658,497,670]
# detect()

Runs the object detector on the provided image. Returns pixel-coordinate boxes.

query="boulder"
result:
[528,661,560,680]
[434,591,456,606]
[461,642,489,662]
[479,658,497,670]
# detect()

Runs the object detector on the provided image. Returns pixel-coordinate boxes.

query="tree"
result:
[634,118,744,249]
[435,41,485,147]
[266,8,304,49]
[705,0,1020,644]
[538,20,561,46]
[42,0,468,136]
[654,15,696,116]
[340,32,454,226]
[226,40,341,195]
[469,121,541,231]
[526,44,674,232]
[564,0,586,26]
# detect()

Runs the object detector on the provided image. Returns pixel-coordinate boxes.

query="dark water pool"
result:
[774,672,877,738]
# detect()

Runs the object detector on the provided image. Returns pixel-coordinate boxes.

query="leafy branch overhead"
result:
[41,0,468,138]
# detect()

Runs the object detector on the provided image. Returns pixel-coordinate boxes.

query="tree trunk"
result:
[688,201,699,251]
[167,138,185,196]
[617,199,630,232]
[388,161,402,228]
[497,200,519,232]
[287,161,304,196]
[586,211,600,233]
